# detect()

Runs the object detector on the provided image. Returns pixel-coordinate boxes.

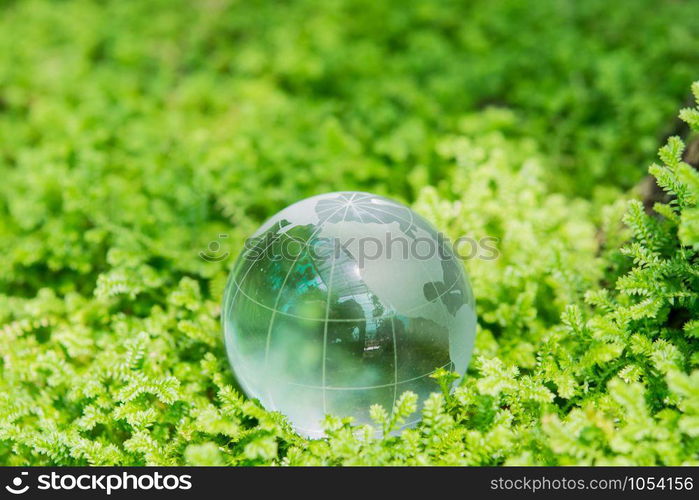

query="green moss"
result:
[0,0,697,465]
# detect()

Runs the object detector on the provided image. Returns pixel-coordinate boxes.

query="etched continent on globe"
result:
[222,192,476,437]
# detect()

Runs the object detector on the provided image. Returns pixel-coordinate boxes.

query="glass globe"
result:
[222,192,476,437]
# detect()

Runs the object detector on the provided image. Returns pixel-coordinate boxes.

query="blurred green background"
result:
[2,0,698,289]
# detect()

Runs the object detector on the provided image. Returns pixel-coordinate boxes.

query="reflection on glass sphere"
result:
[222,192,476,437]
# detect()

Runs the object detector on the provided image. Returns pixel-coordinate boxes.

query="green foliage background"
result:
[1,0,698,465]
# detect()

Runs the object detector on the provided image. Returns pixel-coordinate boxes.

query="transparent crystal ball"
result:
[222,192,476,437]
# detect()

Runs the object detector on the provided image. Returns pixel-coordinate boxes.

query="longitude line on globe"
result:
[222,234,283,392]
[399,204,456,412]
[320,219,344,414]
[351,203,405,411]
[224,202,341,392]
[320,193,358,412]
[261,202,349,410]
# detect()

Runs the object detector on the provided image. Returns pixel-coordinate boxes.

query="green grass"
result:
[0,0,698,465]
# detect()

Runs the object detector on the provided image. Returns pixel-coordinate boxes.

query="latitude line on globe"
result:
[285,362,452,390]
[230,278,461,322]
